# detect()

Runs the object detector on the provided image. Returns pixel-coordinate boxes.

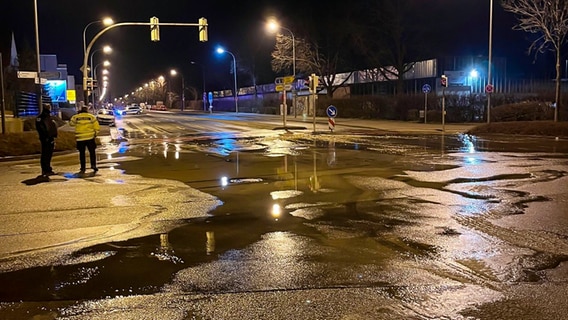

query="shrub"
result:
[468,121,568,137]
[490,101,554,122]
[0,130,77,157]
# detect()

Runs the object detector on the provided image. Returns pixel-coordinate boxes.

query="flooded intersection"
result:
[1,130,567,319]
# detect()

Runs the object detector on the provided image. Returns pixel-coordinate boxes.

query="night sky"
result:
[0,0,554,99]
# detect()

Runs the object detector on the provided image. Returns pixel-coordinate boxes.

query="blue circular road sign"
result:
[326,105,337,118]
[422,84,431,94]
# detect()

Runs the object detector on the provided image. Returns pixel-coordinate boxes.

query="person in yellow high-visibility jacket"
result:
[69,107,100,173]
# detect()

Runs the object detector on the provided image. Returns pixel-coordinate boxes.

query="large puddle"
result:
[1,133,567,319]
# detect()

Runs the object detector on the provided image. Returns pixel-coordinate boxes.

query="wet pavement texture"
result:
[1,122,568,319]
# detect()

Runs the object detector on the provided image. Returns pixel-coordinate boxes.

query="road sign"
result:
[422,84,431,94]
[17,71,37,79]
[284,84,292,91]
[275,84,284,92]
[40,71,61,79]
[283,76,295,85]
[485,84,494,93]
[326,105,337,118]
[275,75,295,86]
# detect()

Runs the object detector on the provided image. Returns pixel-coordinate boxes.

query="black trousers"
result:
[76,138,97,170]
[40,138,54,174]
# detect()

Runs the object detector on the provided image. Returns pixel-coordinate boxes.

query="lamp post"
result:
[191,61,206,111]
[487,0,493,124]
[89,45,112,79]
[83,18,113,56]
[267,19,296,117]
[33,0,42,113]
[216,47,238,113]
[266,20,295,82]
[170,69,185,111]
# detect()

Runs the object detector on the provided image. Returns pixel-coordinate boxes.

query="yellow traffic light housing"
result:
[150,16,160,42]
[199,17,208,42]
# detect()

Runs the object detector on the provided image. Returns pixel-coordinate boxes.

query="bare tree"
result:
[502,0,568,122]
[271,34,352,98]
[352,0,431,95]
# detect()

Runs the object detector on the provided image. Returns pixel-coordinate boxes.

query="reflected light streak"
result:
[163,142,168,159]
[459,134,481,165]
[220,176,229,187]
[271,203,282,220]
[118,143,128,154]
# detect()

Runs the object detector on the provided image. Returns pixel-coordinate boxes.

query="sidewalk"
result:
[178,110,478,135]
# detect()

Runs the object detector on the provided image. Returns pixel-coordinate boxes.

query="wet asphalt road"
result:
[0,112,567,319]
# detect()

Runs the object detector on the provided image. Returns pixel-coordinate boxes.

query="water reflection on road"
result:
[2,132,568,319]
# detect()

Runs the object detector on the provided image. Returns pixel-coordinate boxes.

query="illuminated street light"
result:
[216,47,238,113]
[266,18,295,81]
[266,18,296,117]
[170,69,185,111]
[93,61,110,109]
[89,45,112,78]
[83,17,113,56]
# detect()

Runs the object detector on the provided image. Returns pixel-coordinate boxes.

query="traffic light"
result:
[309,73,319,92]
[150,16,160,42]
[199,17,208,42]
[441,75,448,87]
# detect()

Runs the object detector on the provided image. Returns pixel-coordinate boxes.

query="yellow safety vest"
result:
[69,112,100,141]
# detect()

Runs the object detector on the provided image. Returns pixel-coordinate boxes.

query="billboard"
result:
[45,80,67,102]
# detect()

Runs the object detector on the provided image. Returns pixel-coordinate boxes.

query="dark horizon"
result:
[0,0,558,99]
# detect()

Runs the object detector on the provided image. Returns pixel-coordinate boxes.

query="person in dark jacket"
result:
[35,103,58,176]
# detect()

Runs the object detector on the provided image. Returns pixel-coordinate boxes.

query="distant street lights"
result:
[216,47,238,113]
[93,60,110,108]
[191,61,206,111]
[88,46,111,105]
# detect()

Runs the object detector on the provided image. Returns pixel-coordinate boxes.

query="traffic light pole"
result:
[82,19,208,106]
[442,88,446,133]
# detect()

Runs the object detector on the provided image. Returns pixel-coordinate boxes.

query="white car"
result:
[96,109,116,126]
[123,104,142,115]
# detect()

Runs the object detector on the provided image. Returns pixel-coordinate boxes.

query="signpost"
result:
[275,76,295,127]
[207,91,213,113]
[326,105,337,132]
[17,71,37,79]
[422,84,431,124]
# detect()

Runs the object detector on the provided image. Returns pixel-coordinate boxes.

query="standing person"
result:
[35,103,58,176]
[69,106,100,173]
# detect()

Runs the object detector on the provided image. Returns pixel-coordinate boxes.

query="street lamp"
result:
[216,47,238,113]
[191,61,206,111]
[266,18,296,117]
[266,19,295,80]
[33,0,42,112]
[170,69,185,111]
[487,0,493,123]
[83,17,113,56]
[89,45,112,78]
